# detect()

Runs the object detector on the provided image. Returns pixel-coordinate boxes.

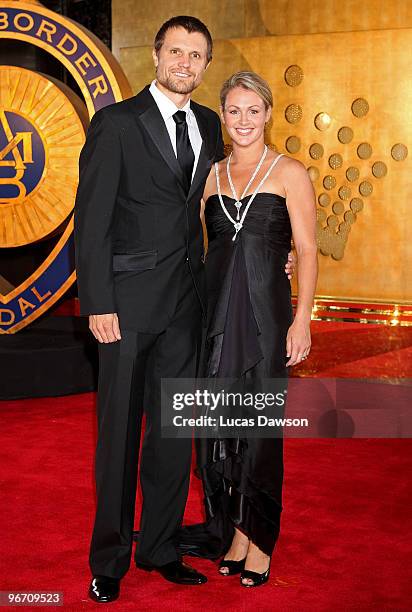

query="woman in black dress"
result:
[181,72,317,587]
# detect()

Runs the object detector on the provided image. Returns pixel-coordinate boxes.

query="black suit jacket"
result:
[74,85,224,333]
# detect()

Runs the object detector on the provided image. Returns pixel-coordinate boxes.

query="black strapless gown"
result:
[179,192,293,559]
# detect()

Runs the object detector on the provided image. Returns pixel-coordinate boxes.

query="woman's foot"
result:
[241,541,271,586]
[219,528,249,575]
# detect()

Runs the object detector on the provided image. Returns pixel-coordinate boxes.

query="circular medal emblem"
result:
[0,66,86,247]
[0,0,132,332]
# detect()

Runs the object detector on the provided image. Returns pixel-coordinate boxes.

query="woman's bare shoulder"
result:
[276,155,311,188]
[277,154,306,174]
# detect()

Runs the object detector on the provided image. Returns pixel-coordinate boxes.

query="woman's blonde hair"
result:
[220,71,273,110]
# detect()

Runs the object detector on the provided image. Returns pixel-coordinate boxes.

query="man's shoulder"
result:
[191,100,220,124]
[91,87,151,126]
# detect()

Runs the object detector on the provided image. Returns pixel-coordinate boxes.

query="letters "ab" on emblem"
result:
[0,110,34,203]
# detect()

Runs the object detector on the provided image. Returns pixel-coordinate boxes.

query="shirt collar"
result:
[149,80,192,122]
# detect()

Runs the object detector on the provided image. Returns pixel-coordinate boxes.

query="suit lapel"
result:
[187,104,213,201]
[132,88,215,201]
[134,89,186,193]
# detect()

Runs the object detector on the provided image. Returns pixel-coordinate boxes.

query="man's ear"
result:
[204,60,211,72]
[152,48,158,68]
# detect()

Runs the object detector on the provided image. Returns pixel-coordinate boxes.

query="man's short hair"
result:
[154,16,213,64]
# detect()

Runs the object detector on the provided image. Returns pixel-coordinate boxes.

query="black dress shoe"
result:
[88,576,120,602]
[136,559,207,585]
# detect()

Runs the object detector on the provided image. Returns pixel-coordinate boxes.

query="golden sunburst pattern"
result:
[0,66,85,247]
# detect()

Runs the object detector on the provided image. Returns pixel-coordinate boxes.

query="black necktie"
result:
[173,110,195,192]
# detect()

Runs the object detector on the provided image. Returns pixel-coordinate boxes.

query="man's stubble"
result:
[156,70,202,96]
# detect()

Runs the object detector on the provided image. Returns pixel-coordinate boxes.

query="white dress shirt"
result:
[149,80,202,181]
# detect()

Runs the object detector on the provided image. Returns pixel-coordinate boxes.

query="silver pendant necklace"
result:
[227,145,268,220]
[215,152,284,241]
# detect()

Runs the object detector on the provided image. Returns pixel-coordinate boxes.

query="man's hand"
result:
[285,251,296,280]
[89,313,121,343]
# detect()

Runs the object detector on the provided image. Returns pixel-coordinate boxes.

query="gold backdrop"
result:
[113,1,411,303]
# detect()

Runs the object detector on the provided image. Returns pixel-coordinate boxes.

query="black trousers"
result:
[89,266,202,578]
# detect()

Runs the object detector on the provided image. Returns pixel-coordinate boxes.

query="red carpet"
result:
[292,321,412,379]
[1,321,411,610]
[0,394,411,610]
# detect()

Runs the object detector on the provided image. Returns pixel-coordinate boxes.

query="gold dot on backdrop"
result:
[327,215,339,228]
[309,143,324,159]
[339,221,351,235]
[317,208,327,222]
[346,166,360,182]
[357,142,373,159]
[323,226,335,237]
[319,245,331,257]
[338,126,354,144]
[359,181,373,196]
[338,185,351,200]
[307,166,319,181]
[315,112,332,131]
[351,98,369,117]
[332,240,345,260]
[318,193,331,207]
[344,210,357,224]
[285,136,301,153]
[323,175,337,190]
[332,201,344,215]
[372,161,388,178]
[350,198,364,213]
[391,143,408,161]
[317,227,348,259]
[284,65,304,87]
[329,153,343,169]
[285,104,303,123]
[319,227,336,256]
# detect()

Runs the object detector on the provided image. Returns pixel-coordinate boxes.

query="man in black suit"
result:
[75,16,224,602]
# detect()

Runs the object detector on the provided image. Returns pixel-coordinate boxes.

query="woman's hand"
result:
[286,318,311,366]
[285,251,296,279]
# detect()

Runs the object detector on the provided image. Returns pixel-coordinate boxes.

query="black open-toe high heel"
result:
[218,557,246,576]
[240,564,270,587]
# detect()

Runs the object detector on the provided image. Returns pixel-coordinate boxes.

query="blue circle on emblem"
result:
[0,111,46,201]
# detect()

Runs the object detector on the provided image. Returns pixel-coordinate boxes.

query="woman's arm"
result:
[202,164,218,204]
[283,159,318,366]
[200,166,218,256]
